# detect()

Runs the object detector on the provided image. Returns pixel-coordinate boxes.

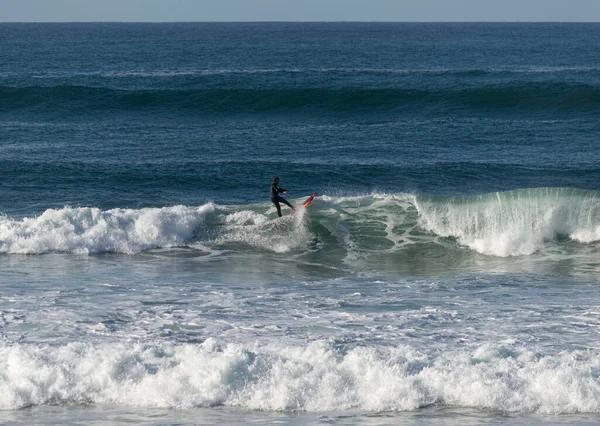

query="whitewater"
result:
[1,189,600,422]
[1,189,599,261]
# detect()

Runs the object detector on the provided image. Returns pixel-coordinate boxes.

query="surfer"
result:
[271,176,295,217]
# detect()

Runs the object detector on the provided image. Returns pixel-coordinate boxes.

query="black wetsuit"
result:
[271,182,295,217]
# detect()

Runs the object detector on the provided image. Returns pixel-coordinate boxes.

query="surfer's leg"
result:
[272,199,282,217]
[279,197,295,211]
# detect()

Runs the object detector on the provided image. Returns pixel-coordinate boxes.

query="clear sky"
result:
[2,0,600,22]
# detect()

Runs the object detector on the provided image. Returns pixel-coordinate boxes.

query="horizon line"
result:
[1,20,600,24]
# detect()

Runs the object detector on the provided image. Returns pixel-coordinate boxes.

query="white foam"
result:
[415,188,600,257]
[1,341,599,413]
[214,207,310,253]
[0,204,214,254]
[2,190,598,259]
[0,201,310,255]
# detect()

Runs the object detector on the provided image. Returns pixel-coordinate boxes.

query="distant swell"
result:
[2,83,600,117]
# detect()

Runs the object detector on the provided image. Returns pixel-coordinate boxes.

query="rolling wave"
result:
[1,82,600,117]
[3,65,599,79]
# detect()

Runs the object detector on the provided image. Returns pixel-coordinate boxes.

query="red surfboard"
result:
[303,192,316,208]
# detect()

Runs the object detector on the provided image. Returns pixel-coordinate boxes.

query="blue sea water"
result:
[1,22,600,425]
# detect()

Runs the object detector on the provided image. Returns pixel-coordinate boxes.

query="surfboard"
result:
[303,192,316,208]
[290,192,315,217]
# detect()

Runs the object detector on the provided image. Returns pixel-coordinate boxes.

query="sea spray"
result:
[415,188,600,256]
[214,206,311,253]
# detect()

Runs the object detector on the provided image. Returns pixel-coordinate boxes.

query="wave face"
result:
[416,188,600,257]
[1,340,599,413]
[1,188,598,264]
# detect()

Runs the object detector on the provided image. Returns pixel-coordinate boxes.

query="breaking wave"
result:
[415,187,600,257]
[1,340,599,414]
[0,188,598,259]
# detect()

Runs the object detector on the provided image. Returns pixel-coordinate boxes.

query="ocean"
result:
[1,22,600,425]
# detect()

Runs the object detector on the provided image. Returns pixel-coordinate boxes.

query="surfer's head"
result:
[273,176,279,183]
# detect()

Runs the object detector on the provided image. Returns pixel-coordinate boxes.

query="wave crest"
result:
[2,82,600,117]
[416,188,600,257]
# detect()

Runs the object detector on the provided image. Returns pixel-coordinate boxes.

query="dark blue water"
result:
[2,23,600,216]
[2,23,600,425]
